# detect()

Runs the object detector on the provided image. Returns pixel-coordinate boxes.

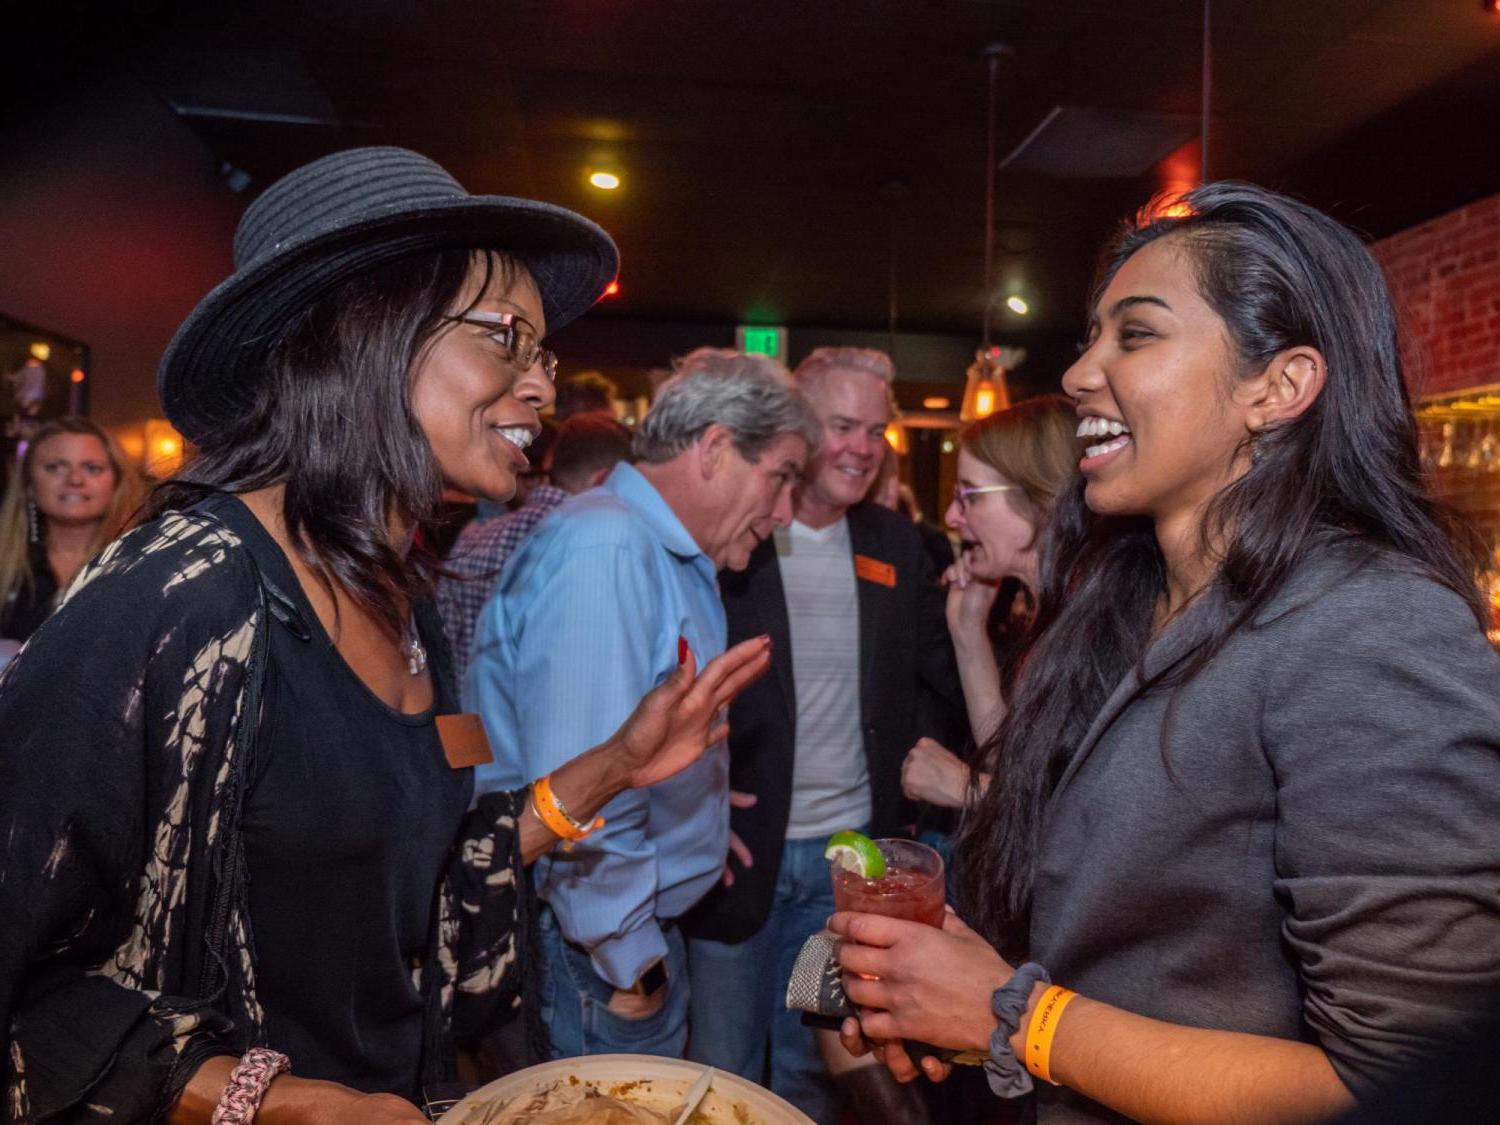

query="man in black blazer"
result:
[684,347,961,1124]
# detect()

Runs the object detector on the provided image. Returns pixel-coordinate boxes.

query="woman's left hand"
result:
[612,635,772,790]
[901,737,971,808]
[830,907,1013,1054]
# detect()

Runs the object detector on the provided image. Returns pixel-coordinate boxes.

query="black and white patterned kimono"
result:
[0,509,535,1122]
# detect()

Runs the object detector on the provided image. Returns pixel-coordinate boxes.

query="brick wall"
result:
[1373,193,1500,399]
[1421,448,1500,557]
[1374,194,1500,562]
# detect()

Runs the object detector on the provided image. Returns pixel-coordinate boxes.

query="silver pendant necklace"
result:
[404,616,428,676]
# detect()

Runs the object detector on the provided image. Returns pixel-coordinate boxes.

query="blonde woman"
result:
[0,416,141,642]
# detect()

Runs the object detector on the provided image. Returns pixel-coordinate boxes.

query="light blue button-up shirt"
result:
[464,462,729,989]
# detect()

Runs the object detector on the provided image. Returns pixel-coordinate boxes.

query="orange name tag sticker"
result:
[436,713,494,770]
[854,554,896,588]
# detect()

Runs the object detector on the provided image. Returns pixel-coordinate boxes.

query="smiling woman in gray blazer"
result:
[828,181,1500,1123]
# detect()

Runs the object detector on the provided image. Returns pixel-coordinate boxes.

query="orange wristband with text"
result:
[530,774,604,847]
[1024,984,1079,1085]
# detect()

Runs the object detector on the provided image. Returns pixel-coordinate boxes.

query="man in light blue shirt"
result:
[467,350,818,1058]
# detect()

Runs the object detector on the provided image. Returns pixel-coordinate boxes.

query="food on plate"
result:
[441,1077,749,1125]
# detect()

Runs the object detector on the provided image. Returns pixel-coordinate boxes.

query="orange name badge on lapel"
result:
[854,554,897,588]
[436,713,494,770]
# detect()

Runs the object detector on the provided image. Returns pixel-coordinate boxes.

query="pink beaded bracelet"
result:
[210,1047,291,1125]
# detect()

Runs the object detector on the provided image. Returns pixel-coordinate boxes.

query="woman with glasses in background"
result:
[901,395,1076,811]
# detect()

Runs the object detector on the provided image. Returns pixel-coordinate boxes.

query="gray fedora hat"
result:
[159,146,619,443]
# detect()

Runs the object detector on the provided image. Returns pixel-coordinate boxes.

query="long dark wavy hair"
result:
[147,248,520,637]
[952,181,1485,959]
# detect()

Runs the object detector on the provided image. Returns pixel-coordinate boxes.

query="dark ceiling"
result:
[12,0,1500,350]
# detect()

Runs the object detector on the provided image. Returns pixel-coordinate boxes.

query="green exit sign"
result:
[736,325,788,359]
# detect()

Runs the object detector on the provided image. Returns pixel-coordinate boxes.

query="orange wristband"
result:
[530,774,604,847]
[1024,984,1079,1086]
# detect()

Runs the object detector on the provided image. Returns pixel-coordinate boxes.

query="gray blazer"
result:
[1028,541,1500,1121]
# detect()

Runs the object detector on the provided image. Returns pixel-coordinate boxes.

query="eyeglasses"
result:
[443,311,558,383]
[952,482,1018,511]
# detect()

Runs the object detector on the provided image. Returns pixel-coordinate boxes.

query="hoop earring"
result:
[26,496,39,543]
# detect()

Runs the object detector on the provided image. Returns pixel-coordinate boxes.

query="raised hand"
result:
[943,551,1001,643]
[614,635,772,790]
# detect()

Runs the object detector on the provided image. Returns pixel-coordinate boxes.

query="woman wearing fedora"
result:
[0,148,770,1124]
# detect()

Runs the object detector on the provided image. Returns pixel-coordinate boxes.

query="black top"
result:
[0,542,59,642]
[1,502,532,1123]
[215,498,472,1096]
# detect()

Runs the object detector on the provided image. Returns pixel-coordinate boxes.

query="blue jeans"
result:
[686,834,851,1125]
[540,907,690,1059]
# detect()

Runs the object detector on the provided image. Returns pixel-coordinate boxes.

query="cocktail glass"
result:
[830,838,946,927]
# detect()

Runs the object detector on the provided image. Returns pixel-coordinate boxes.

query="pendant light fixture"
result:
[961,43,1024,424]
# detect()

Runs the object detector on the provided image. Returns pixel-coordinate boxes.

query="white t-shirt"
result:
[776,518,872,839]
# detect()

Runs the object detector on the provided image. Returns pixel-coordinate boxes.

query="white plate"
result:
[437,1053,815,1124]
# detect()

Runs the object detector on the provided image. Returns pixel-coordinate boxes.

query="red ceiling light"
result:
[603,280,621,297]
[70,369,86,383]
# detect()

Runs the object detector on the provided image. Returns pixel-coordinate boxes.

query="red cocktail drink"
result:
[831,839,945,927]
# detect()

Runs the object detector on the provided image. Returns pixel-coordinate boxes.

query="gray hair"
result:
[793,346,897,411]
[634,348,821,464]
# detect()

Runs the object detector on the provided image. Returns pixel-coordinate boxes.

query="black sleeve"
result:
[0,519,260,1121]
[447,790,537,1046]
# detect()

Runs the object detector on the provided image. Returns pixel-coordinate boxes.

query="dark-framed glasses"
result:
[443,311,558,383]
[952,482,1018,511]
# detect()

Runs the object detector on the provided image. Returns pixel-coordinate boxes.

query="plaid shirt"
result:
[437,484,568,687]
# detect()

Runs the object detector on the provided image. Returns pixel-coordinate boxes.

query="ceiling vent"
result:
[1002,106,1199,178]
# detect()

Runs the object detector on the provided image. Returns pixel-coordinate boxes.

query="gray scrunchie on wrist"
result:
[984,961,1050,1098]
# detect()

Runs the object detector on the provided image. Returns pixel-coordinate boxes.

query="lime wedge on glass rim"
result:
[825,829,886,879]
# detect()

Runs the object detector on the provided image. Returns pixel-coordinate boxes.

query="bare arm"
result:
[169,1058,428,1124]
[1043,994,1353,1125]
[942,556,1006,744]
[515,739,629,865]
[831,911,1355,1125]
[953,635,1004,744]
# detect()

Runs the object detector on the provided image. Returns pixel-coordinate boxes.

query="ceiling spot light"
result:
[604,280,620,297]
[941,439,956,454]
[921,396,950,410]
[70,369,85,384]
[1006,296,1029,316]
[29,342,50,361]
[588,171,621,190]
